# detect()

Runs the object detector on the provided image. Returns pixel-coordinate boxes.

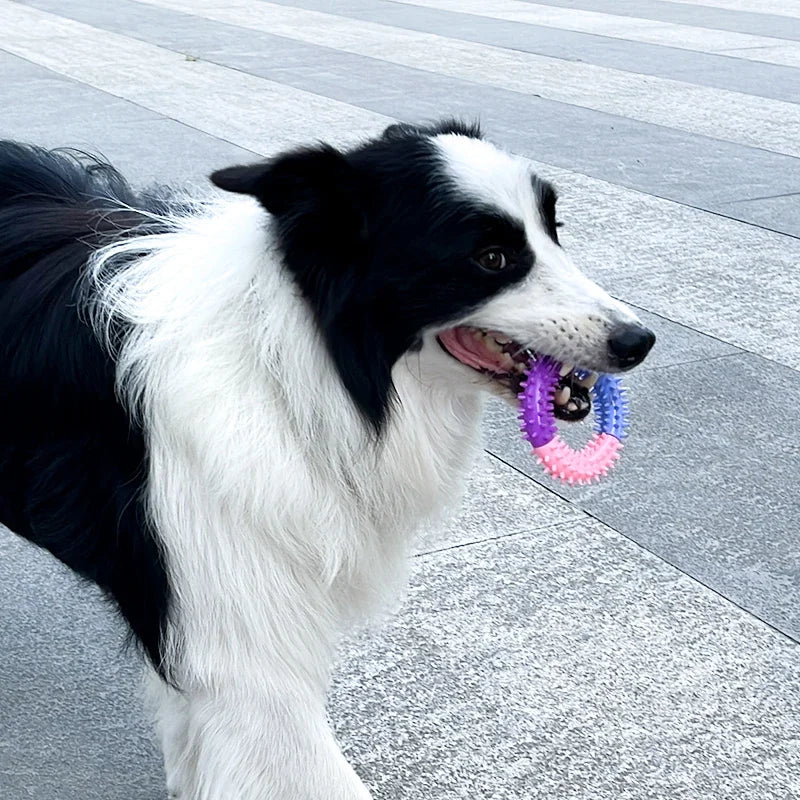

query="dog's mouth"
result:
[437,326,596,422]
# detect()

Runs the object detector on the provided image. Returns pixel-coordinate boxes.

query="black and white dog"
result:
[0,120,654,799]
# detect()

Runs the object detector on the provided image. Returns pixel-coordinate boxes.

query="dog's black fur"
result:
[0,142,171,670]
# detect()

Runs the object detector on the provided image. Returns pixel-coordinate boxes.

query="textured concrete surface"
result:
[0,1,798,798]
[334,523,800,800]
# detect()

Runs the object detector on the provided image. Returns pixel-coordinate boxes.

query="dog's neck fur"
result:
[91,196,484,688]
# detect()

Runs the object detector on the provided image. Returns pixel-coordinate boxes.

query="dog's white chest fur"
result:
[92,198,484,685]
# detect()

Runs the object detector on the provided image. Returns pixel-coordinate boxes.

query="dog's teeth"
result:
[577,372,598,388]
[499,353,515,370]
[559,362,575,377]
[566,400,578,412]
[484,338,503,353]
[494,336,511,345]
[554,386,571,406]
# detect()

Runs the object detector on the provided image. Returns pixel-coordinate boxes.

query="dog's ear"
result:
[381,122,421,141]
[210,145,358,219]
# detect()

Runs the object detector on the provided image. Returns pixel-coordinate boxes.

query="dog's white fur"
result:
[89,135,641,799]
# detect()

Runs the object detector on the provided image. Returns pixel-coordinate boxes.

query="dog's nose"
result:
[607,324,656,369]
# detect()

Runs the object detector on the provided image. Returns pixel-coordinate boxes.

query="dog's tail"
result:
[0,141,147,281]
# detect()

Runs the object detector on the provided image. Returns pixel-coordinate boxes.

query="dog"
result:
[0,120,654,799]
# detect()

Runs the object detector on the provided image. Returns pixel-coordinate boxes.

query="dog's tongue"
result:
[438,328,510,372]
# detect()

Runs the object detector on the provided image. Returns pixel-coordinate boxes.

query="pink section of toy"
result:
[533,433,623,485]
[518,357,630,485]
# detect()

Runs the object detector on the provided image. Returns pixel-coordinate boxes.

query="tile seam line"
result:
[618,306,799,374]
[413,516,582,558]
[381,0,800,52]
[620,302,749,356]
[0,49,265,160]
[718,190,800,203]
[637,350,747,373]
[486,449,800,647]
[62,6,800,162]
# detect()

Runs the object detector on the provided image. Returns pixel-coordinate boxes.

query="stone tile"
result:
[397,0,800,69]
[531,0,800,40]
[282,0,800,103]
[677,0,800,15]
[0,67,155,130]
[332,521,800,799]
[482,354,800,640]
[416,453,582,554]
[717,193,800,239]
[0,528,164,800]
[624,309,740,371]
[1,111,256,187]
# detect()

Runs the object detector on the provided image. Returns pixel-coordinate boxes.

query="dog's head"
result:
[211,120,654,428]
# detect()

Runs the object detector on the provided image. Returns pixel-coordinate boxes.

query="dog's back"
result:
[0,143,170,667]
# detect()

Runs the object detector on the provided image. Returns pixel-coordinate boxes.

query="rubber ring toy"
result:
[518,357,629,485]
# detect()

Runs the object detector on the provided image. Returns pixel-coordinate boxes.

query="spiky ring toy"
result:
[518,357,629,485]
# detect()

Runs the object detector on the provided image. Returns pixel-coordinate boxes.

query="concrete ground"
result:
[0,0,798,798]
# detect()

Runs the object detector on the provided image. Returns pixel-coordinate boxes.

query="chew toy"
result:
[518,357,629,485]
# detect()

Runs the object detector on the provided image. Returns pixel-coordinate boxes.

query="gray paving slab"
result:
[618,308,741,370]
[0,528,164,800]
[1,115,256,188]
[525,0,800,40]
[0,53,256,186]
[265,0,800,103]
[0,56,155,128]
[396,0,800,69]
[333,521,800,799]
[482,352,800,642]
[22,0,800,236]
[717,193,800,239]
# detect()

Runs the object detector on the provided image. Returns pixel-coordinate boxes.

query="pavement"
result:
[0,1,798,798]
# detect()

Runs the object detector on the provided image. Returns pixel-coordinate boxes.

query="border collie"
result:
[0,120,654,799]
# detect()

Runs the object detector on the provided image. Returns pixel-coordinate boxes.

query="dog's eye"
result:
[476,249,507,272]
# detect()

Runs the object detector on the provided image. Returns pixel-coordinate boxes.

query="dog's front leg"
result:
[146,562,371,800]
[150,670,371,800]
